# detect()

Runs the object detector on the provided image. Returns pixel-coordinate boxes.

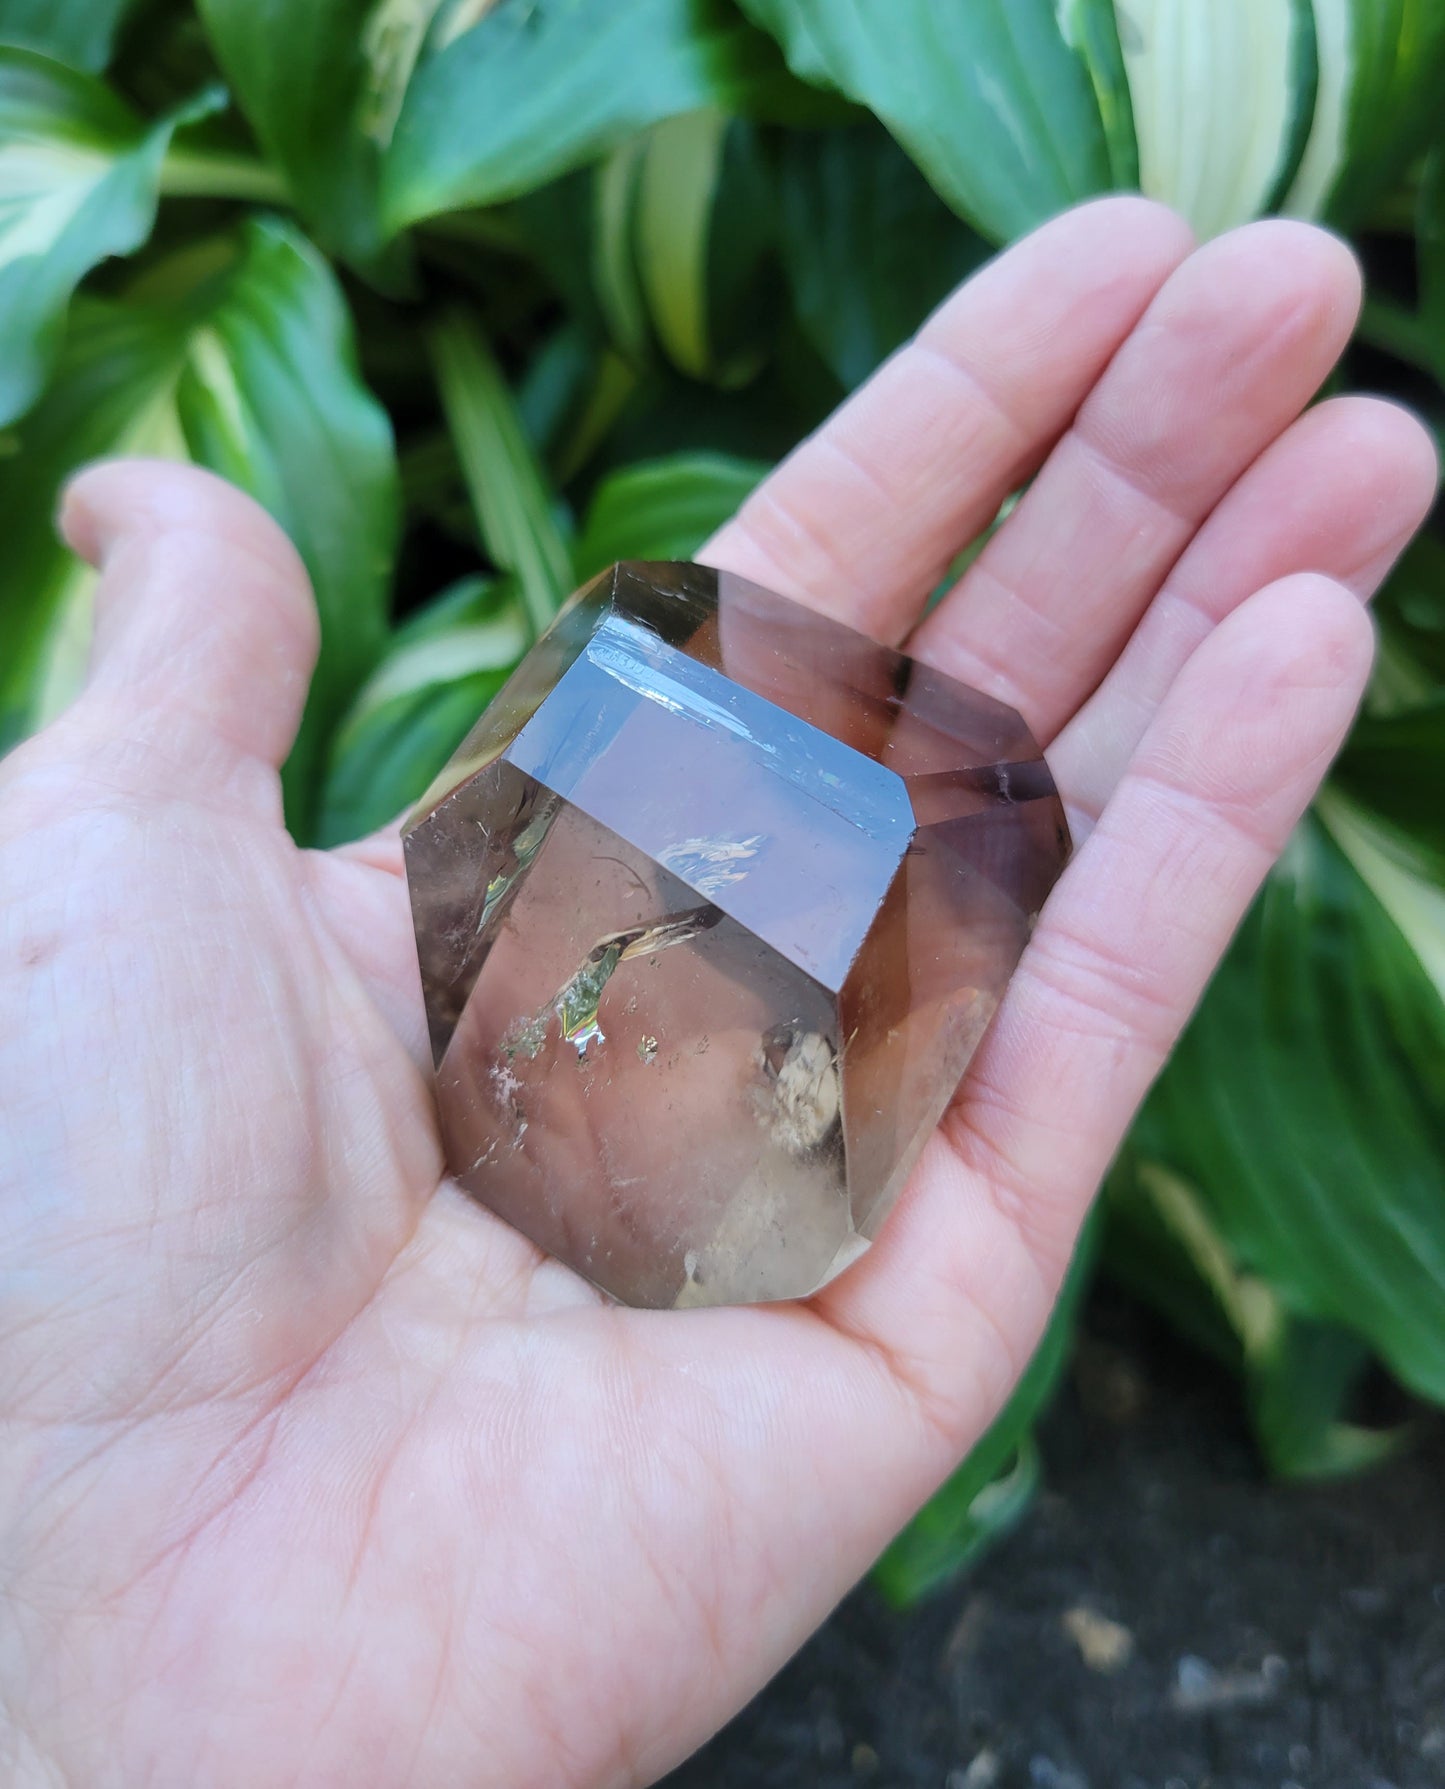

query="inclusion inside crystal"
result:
[403,561,1070,1309]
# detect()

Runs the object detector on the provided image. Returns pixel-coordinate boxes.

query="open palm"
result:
[0,199,1435,1788]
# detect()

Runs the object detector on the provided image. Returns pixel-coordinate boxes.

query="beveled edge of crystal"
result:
[406,558,1076,842]
[402,564,624,834]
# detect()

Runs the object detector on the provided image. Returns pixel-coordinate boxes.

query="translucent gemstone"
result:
[403,562,1070,1309]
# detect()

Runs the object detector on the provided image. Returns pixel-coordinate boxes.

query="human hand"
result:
[0,198,1434,1788]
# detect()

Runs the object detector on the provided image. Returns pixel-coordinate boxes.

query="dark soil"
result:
[666,1292,1445,1789]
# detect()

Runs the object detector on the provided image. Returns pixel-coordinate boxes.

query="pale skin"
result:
[0,198,1436,1787]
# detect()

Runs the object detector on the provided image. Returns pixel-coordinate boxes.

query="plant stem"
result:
[159,150,290,206]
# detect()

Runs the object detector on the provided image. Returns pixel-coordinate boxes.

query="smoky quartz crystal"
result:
[403,562,1070,1309]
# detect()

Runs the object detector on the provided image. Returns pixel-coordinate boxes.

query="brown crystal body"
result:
[403,562,1070,1309]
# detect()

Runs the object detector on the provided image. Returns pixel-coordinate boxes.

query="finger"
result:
[814,573,1373,1434]
[908,221,1362,737]
[703,195,1194,643]
[58,459,319,808]
[1051,395,1439,825]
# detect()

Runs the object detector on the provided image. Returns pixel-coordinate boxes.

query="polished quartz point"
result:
[403,561,1070,1309]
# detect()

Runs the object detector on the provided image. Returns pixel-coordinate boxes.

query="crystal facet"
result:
[403,562,1070,1309]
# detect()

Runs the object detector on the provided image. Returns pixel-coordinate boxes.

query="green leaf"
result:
[591,142,652,367]
[772,122,991,389]
[0,299,185,750]
[736,0,1116,241]
[508,167,620,348]
[593,329,838,474]
[634,112,727,381]
[317,574,528,846]
[1293,0,1445,226]
[1332,704,1445,884]
[1283,0,1350,216]
[382,0,796,235]
[1103,1153,1252,1373]
[515,322,625,474]
[195,0,385,262]
[574,450,768,580]
[427,308,574,638]
[0,50,215,426]
[0,218,399,838]
[1117,0,1318,238]
[515,113,777,391]
[549,348,638,488]
[1134,809,1445,1407]
[873,1221,1096,1607]
[175,217,399,829]
[1252,1316,1411,1478]
[1416,148,1445,390]
[1105,1156,1409,1478]
[1370,534,1445,710]
[698,119,780,383]
[632,111,777,387]
[1057,0,1140,189]
[0,0,141,72]
[1319,787,1445,1012]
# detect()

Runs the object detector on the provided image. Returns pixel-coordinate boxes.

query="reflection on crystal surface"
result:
[404,562,1070,1309]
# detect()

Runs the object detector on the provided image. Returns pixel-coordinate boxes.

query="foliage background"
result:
[1,0,1442,1604]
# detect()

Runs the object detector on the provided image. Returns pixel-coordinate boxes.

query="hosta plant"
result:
[2,0,1442,1602]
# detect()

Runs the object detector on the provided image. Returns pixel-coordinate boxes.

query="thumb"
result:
[59,459,320,813]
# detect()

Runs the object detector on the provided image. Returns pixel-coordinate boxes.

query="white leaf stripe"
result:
[1317,790,1445,1007]
[1115,0,1315,239]
[0,52,216,425]
[635,108,728,379]
[1284,0,1350,215]
[345,613,531,727]
[0,140,117,261]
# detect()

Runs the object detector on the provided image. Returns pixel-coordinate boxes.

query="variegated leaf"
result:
[0,218,398,838]
[1115,0,1317,238]
[0,49,216,424]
